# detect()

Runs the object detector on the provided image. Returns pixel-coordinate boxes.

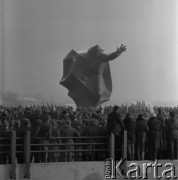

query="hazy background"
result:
[2,0,178,106]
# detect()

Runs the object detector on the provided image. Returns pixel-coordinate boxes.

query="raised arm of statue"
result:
[104,44,126,62]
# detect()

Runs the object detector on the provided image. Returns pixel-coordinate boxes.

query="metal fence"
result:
[0,130,127,179]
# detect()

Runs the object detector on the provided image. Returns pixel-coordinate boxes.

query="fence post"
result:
[110,132,115,160]
[10,130,16,179]
[24,131,30,179]
[122,130,127,176]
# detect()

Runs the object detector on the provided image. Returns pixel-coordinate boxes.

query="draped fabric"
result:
[60,46,113,107]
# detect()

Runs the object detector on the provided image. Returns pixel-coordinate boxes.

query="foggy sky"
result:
[3,0,178,106]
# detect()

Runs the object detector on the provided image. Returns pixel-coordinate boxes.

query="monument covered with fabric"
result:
[60,45,126,107]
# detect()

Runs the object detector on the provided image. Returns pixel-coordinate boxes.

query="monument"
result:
[60,44,126,107]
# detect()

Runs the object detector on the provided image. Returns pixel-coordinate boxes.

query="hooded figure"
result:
[60,44,126,107]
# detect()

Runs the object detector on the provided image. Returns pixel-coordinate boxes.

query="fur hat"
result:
[87,45,104,57]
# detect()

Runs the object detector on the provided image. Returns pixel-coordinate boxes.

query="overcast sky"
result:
[3,0,178,106]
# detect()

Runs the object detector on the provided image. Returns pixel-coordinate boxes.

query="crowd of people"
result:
[0,103,178,163]
[108,105,178,161]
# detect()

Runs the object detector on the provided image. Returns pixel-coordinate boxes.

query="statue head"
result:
[87,45,104,57]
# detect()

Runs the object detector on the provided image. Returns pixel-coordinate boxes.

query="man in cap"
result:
[107,106,125,135]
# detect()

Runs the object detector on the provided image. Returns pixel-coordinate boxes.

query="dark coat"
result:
[147,117,162,148]
[37,122,52,138]
[124,117,136,144]
[166,118,178,140]
[135,117,149,144]
[107,111,125,136]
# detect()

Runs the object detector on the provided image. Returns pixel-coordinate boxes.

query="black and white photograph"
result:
[0,0,178,179]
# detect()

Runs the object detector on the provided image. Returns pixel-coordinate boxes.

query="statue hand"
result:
[117,44,126,54]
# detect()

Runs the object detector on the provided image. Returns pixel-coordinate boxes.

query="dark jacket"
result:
[107,111,125,136]
[135,116,149,144]
[166,118,178,140]
[124,116,136,144]
[147,117,162,148]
